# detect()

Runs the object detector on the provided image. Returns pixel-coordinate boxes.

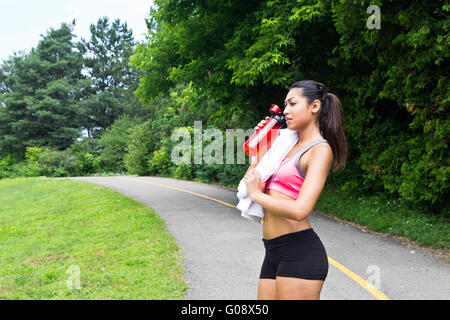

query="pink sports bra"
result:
[264,139,329,200]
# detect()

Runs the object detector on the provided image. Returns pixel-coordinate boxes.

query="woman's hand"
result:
[243,169,265,199]
[254,116,270,131]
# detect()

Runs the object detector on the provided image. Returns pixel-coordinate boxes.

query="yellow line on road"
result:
[120,177,390,300]
[123,177,236,208]
[327,257,389,300]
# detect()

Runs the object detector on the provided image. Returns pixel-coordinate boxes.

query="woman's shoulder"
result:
[304,142,333,173]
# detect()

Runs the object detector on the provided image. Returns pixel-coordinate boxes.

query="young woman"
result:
[243,80,347,300]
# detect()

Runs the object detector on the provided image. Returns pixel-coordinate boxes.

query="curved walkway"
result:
[70,176,449,300]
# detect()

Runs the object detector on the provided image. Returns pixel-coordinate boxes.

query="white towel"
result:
[237,128,299,223]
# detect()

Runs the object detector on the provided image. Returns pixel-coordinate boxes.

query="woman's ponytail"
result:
[319,92,347,171]
[290,80,347,172]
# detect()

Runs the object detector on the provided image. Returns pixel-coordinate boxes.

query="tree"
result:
[80,17,142,138]
[131,0,449,211]
[330,0,449,210]
[130,0,269,129]
[0,22,85,157]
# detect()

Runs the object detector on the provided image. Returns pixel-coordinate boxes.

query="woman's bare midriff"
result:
[262,188,312,240]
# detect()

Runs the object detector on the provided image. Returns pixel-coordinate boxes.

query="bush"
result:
[98,116,141,172]
[157,124,249,187]
[77,152,101,175]
[0,154,22,179]
[0,147,47,178]
[173,163,193,180]
[217,164,247,186]
[23,147,47,177]
[124,122,153,175]
[37,148,82,177]
[68,138,101,155]
[0,146,101,178]
[148,146,172,176]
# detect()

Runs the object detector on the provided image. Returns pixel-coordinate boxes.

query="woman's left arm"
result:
[247,146,333,221]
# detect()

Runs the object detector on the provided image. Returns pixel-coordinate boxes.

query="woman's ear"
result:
[311,99,321,115]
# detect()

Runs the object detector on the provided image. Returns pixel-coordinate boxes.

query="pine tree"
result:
[0,22,85,156]
[80,17,142,138]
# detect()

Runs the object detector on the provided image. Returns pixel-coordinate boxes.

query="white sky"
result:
[0,0,154,62]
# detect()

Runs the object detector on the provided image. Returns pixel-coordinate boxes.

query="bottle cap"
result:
[270,104,282,115]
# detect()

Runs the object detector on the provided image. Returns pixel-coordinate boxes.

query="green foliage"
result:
[0,18,143,166]
[77,152,101,175]
[0,146,101,178]
[0,1,447,215]
[122,115,251,187]
[145,122,250,186]
[0,154,23,179]
[22,147,46,177]
[130,0,448,213]
[129,6,180,103]
[148,146,172,175]
[173,163,193,180]
[0,22,85,157]
[36,148,81,177]
[123,122,153,175]
[0,147,48,178]
[98,115,141,172]
[80,17,143,138]
[330,0,449,211]
[25,146,43,163]
[67,138,101,156]
[133,82,226,161]
[130,0,276,120]
[120,81,220,176]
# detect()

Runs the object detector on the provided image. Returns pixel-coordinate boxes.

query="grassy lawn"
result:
[315,184,449,250]
[0,177,187,299]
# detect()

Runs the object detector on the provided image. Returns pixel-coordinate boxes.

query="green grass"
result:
[315,184,449,250]
[0,177,187,299]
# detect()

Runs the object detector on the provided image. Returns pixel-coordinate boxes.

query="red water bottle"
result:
[243,104,286,157]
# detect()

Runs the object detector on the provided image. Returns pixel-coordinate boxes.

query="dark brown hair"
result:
[290,80,347,171]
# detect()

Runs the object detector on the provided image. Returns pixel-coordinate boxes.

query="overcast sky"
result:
[0,0,154,62]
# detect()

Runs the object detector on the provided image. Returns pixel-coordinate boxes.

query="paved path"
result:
[70,176,449,300]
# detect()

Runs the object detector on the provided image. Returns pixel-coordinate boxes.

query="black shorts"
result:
[259,228,328,281]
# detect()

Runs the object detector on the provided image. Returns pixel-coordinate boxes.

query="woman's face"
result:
[283,88,318,130]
